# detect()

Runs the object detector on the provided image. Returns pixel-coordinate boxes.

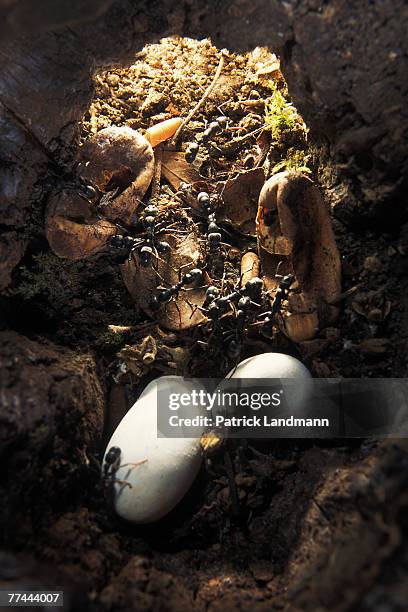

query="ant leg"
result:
[178,261,193,277]
[184,297,201,318]
[113,459,148,490]
[174,298,182,327]
[189,303,210,320]
[119,459,148,470]
[163,296,182,327]
[275,260,284,278]
[150,255,168,284]
[114,479,133,489]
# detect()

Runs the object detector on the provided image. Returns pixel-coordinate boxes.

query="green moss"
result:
[272,148,312,175]
[264,83,303,141]
[94,329,126,353]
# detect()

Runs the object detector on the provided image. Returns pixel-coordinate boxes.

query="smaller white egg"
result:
[103,376,205,524]
[228,352,311,379]
[226,352,313,415]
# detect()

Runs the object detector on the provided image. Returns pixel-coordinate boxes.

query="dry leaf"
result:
[352,297,392,322]
[352,301,367,317]
[256,56,281,79]
[120,231,208,331]
[281,312,319,343]
[45,190,117,259]
[161,150,202,190]
[77,126,154,225]
[216,168,265,234]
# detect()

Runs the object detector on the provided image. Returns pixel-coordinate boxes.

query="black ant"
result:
[102,446,147,495]
[197,191,227,277]
[198,275,267,365]
[256,273,295,337]
[204,276,265,321]
[151,267,205,323]
[184,116,229,163]
[224,277,266,360]
[109,203,171,268]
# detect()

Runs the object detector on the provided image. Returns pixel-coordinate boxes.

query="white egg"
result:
[226,352,313,415]
[103,376,205,524]
[228,352,311,379]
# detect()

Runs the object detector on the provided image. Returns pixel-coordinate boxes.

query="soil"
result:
[1,18,408,612]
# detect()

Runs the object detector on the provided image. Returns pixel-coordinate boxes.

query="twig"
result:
[328,285,360,305]
[230,125,265,144]
[171,50,228,144]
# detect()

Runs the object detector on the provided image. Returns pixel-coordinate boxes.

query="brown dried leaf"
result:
[352,300,367,318]
[216,168,265,234]
[256,56,282,80]
[45,190,117,259]
[77,126,154,225]
[280,312,319,343]
[161,150,202,190]
[255,131,271,166]
[121,231,208,331]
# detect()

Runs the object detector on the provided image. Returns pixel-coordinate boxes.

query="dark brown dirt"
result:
[0,332,104,544]
[0,2,408,611]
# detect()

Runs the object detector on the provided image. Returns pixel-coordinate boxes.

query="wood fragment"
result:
[240,252,260,288]
[257,171,342,340]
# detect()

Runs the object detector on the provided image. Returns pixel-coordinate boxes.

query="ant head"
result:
[208,303,221,320]
[144,204,158,217]
[282,274,295,287]
[245,277,263,299]
[188,268,204,285]
[105,446,121,464]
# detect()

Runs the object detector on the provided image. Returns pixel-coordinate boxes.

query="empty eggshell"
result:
[103,376,205,524]
[227,352,313,415]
